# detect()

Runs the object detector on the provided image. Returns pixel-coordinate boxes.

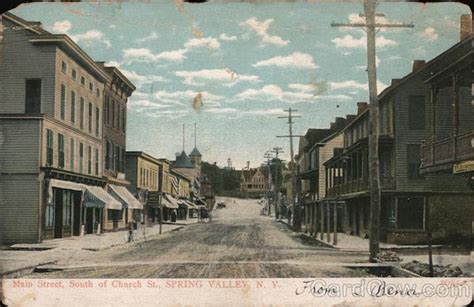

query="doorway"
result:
[53,189,63,238]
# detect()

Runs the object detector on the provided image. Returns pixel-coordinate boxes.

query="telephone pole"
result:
[277,108,302,228]
[332,0,413,262]
[264,151,274,215]
[272,147,284,219]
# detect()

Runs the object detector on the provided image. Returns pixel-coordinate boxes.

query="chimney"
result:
[357,102,368,114]
[460,14,472,41]
[334,117,345,131]
[412,60,426,72]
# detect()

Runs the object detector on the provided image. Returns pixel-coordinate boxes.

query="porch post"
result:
[333,200,338,245]
[326,201,331,243]
[320,201,324,240]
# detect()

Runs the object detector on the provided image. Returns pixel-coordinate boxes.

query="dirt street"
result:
[26,197,371,278]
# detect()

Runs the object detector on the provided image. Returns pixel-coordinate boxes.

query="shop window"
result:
[62,190,72,226]
[45,199,54,228]
[107,209,122,221]
[397,197,424,230]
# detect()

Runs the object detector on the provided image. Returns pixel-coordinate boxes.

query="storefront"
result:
[161,193,179,222]
[107,184,144,230]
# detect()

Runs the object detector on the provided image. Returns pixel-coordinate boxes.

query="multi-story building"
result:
[300,115,357,234]
[0,13,123,244]
[420,15,473,186]
[124,151,161,224]
[240,167,268,194]
[97,64,141,232]
[321,31,473,245]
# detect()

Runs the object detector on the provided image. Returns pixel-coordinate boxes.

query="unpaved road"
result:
[26,197,371,278]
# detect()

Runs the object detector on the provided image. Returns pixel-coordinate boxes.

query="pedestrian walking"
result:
[127,222,134,243]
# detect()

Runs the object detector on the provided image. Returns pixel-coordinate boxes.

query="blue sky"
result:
[11,1,470,168]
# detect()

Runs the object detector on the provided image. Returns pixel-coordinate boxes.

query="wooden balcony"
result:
[326,176,395,198]
[421,130,474,173]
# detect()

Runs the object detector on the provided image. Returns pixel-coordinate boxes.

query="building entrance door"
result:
[53,189,63,238]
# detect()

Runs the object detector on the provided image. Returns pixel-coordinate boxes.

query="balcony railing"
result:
[326,176,395,197]
[421,130,474,170]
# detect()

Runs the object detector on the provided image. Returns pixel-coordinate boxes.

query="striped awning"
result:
[108,184,143,210]
[162,193,179,209]
[84,186,122,210]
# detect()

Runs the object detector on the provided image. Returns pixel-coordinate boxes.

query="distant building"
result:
[240,167,268,194]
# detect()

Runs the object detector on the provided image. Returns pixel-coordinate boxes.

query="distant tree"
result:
[201,161,241,194]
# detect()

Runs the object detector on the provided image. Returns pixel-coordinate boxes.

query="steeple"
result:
[190,122,202,157]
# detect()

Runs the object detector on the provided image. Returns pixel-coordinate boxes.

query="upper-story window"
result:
[79,143,84,173]
[72,69,77,80]
[46,129,54,166]
[95,107,100,137]
[95,148,99,175]
[70,91,76,123]
[87,146,92,174]
[25,79,41,114]
[60,84,66,120]
[80,98,85,130]
[81,76,85,86]
[61,61,67,73]
[408,95,426,130]
[96,88,100,98]
[111,100,116,128]
[122,106,126,133]
[88,102,93,133]
[70,138,75,171]
[58,133,65,169]
[89,82,93,92]
[407,144,423,180]
[105,96,110,125]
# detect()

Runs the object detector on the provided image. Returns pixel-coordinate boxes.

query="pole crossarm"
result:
[331,22,414,28]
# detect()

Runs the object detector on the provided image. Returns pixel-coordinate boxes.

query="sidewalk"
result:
[1,221,196,277]
[277,219,442,251]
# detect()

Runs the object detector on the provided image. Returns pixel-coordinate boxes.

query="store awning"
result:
[185,200,199,209]
[195,197,206,206]
[84,186,122,210]
[162,193,179,209]
[108,185,143,210]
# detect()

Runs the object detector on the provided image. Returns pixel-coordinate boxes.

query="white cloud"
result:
[204,107,288,118]
[338,13,405,33]
[70,30,112,48]
[253,52,318,69]
[329,80,388,94]
[235,84,320,103]
[122,36,220,64]
[419,27,438,41]
[332,34,397,49]
[51,20,72,33]
[105,60,121,67]
[122,48,187,64]
[288,83,316,92]
[136,31,159,43]
[119,69,168,88]
[175,69,260,86]
[205,107,239,114]
[219,33,238,41]
[184,36,220,50]
[240,17,289,47]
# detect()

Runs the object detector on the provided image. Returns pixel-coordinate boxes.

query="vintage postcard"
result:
[0,0,473,306]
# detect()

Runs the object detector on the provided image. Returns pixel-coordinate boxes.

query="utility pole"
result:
[277,108,302,228]
[272,147,284,219]
[332,0,413,262]
[264,151,274,215]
